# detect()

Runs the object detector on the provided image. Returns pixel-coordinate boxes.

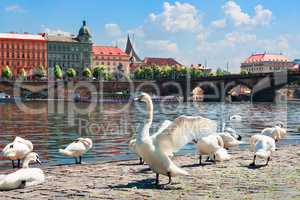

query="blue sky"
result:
[0,0,299,72]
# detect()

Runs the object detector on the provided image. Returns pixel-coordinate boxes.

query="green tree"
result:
[160,65,172,79]
[240,70,248,76]
[93,65,110,80]
[66,68,77,78]
[82,67,92,78]
[216,68,225,76]
[54,65,63,79]
[1,66,12,79]
[134,67,143,80]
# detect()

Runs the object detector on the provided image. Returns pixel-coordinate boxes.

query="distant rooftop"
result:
[144,57,182,66]
[93,46,128,56]
[0,33,46,41]
[243,53,291,63]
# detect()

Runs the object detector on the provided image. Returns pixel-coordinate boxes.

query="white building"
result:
[241,53,294,73]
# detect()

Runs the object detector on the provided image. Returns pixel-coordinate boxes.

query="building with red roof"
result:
[92,46,130,75]
[0,32,47,77]
[241,53,294,73]
[143,57,182,66]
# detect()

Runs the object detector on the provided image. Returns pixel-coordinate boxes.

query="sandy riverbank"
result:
[1,145,300,200]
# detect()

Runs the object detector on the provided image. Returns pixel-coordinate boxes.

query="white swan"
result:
[229,115,242,122]
[134,93,217,186]
[129,120,173,164]
[0,152,44,191]
[194,135,231,165]
[218,122,243,149]
[249,134,276,166]
[2,137,33,168]
[261,122,287,142]
[59,138,93,164]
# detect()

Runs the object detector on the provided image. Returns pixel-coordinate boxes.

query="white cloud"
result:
[149,2,200,32]
[5,4,26,13]
[224,32,257,45]
[223,1,272,27]
[211,19,226,28]
[144,40,178,53]
[43,27,72,36]
[104,23,122,37]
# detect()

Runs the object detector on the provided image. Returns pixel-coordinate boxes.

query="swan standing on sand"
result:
[0,152,44,191]
[2,137,33,168]
[194,135,231,165]
[59,138,93,164]
[134,93,217,187]
[129,120,172,165]
[249,135,276,167]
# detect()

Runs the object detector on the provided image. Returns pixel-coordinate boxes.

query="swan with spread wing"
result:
[134,93,217,187]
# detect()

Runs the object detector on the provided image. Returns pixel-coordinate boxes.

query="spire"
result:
[125,34,142,62]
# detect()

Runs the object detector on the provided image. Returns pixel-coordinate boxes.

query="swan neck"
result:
[138,97,153,141]
[22,159,31,168]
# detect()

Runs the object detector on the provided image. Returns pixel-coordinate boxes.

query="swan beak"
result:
[237,135,242,141]
[134,97,139,101]
[36,158,42,165]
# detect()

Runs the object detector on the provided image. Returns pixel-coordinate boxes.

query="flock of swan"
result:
[0,92,288,190]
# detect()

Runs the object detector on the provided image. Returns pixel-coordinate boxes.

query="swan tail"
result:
[169,164,189,176]
[59,149,73,157]
[215,148,231,161]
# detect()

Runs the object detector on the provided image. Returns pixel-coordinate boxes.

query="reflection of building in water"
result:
[0,103,49,167]
[192,87,204,102]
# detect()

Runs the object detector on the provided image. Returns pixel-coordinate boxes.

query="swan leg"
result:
[139,157,144,165]
[199,155,202,165]
[265,157,270,166]
[17,160,21,168]
[19,180,26,189]
[79,156,82,164]
[249,155,256,167]
[155,173,159,186]
[11,160,16,168]
[75,157,78,164]
[166,172,172,185]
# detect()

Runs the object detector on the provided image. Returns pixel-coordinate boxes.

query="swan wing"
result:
[65,141,86,152]
[14,137,33,151]
[151,120,173,138]
[153,115,217,155]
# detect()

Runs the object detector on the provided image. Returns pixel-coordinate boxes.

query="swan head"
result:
[275,121,284,128]
[134,92,151,103]
[224,127,242,141]
[22,152,41,168]
[77,138,93,149]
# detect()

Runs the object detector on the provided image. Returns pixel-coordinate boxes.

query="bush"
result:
[66,68,77,78]
[1,66,12,79]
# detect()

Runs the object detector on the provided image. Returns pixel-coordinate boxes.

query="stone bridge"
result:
[0,72,299,102]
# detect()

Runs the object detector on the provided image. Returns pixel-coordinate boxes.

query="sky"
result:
[0,0,299,72]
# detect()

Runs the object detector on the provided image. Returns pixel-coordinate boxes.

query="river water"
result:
[0,101,299,170]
